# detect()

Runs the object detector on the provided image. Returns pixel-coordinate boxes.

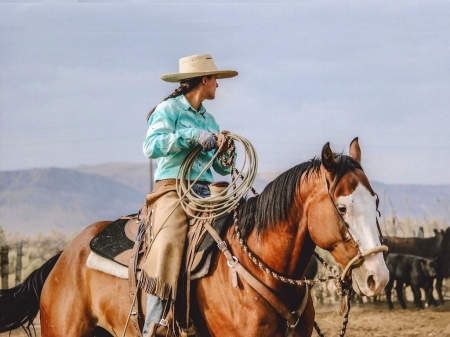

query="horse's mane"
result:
[237,154,362,239]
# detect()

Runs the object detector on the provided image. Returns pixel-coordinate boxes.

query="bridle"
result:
[206,168,388,337]
[178,137,387,336]
[324,174,388,280]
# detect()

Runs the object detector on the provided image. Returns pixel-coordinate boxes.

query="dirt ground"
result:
[1,301,449,337]
[314,300,450,337]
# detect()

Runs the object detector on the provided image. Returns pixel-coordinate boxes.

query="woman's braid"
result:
[147,77,204,121]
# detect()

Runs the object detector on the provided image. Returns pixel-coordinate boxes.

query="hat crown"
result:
[160,53,237,82]
[178,54,218,74]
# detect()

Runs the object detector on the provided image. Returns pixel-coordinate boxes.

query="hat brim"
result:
[160,70,238,83]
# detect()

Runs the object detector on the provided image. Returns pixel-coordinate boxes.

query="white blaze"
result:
[336,183,389,296]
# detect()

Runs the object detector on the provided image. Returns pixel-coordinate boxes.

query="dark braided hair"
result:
[146,76,210,121]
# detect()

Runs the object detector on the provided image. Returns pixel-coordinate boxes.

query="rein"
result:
[129,135,387,337]
[183,135,387,337]
[230,172,388,337]
[202,220,309,337]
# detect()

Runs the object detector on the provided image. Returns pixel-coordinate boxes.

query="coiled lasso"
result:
[176,133,258,220]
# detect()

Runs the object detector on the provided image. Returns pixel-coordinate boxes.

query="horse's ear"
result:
[322,142,337,172]
[349,137,361,164]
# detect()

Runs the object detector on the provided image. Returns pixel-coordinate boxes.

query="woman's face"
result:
[203,75,218,100]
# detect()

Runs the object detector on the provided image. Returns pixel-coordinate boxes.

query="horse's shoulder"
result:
[63,221,113,255]
[89,220,113,233]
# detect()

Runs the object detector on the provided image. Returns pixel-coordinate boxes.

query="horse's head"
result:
[306,138,389,297]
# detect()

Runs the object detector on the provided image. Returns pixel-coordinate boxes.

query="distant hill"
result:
[1,162,449,234]
[0,167,147,234]
[370,181,450,224]
[73,162,152,196]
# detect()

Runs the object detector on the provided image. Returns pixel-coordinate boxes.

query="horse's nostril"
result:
[367,275,376,291]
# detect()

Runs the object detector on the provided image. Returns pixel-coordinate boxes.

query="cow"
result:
[385,253,438,309]
[383,227,450,304]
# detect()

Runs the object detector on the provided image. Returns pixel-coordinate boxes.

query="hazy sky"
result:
[1,1,449,185]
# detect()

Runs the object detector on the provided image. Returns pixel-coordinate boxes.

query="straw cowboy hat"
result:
[160,54,238,82]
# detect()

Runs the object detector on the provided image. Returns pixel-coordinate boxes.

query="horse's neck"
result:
[251,174,324,277]
[234,217,315,278]
[227,171,325,280]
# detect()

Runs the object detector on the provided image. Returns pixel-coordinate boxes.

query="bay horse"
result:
[0,138,389,337]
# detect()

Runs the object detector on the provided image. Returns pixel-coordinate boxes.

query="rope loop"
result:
[176,133,258,220]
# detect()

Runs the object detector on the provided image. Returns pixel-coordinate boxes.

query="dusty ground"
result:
[1,301,449,337]
[314,300,450,337]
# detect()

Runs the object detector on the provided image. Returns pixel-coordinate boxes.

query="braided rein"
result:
[232,208,354,337]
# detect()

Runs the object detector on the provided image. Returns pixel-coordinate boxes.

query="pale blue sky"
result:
[1,1,449,184]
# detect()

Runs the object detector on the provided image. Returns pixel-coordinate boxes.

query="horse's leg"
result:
[395,282,407,309]
[89,270,148,337]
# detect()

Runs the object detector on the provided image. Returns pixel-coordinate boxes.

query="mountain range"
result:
[1,162,449,235]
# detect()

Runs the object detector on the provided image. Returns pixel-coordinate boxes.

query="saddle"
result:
[88,210,230,280]
[87,205,231,337]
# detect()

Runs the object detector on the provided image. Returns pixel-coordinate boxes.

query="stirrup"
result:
[178,321,199,337]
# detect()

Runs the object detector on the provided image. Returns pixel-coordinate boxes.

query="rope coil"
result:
[173,133,387,337]
[176,133,258,218]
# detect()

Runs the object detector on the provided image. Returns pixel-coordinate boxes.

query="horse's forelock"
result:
[330,154,364,193]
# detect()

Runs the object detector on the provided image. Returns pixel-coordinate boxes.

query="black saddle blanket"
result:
[89,216,137,266]
[89,213,231,271]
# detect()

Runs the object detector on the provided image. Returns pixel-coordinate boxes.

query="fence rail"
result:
[0,242,23,289]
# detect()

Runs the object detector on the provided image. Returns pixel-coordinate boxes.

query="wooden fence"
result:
[0,241,23,289]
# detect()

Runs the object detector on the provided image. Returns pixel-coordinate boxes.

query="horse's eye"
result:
[337,204,347,215]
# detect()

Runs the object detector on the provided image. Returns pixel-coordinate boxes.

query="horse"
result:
[383,228,450,304]
[0,138,389,337]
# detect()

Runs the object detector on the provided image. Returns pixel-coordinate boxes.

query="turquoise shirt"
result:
[143,95,231,182]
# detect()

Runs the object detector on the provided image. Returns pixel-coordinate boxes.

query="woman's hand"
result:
[198,130,218,151]
[216,130,230,151]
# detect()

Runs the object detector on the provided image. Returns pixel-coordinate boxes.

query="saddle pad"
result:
[89,216,137,266]
[88,212,232,280]
[189,212,231,277]
[198,212,230,251]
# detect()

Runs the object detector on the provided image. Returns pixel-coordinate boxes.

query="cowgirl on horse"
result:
[0,55,389,337]
[141,53,237,336]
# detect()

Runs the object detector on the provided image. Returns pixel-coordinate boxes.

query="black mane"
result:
[237,154,363,239]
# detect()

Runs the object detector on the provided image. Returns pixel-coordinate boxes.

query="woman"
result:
[141,54,238,336]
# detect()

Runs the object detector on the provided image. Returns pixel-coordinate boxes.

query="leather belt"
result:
[154,179,210,189]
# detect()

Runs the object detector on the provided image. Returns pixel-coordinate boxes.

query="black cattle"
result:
[383,227,450,304]
[385,253,438,309]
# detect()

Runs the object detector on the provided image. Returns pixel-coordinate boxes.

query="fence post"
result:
[16,241,22,285]
[417,226,424,238]
[1,245,9,289]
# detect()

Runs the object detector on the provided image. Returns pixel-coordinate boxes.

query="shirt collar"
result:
[177,94,206,115]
